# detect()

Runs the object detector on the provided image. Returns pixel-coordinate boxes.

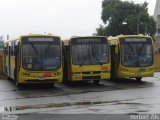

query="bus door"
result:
[8,43,11,77]
[10,42,15,78]
[62,43,69,83]
[111,45,116,79]
[14,44,20,80]
[3,45,6,74]
[4,43,9,76]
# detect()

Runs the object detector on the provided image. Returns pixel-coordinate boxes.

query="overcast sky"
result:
[0,0,157,39]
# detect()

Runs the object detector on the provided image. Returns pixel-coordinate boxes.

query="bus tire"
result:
[62,70,69,84]
[14,68,17,81]
[14,69,21,87]
[62,78,69,85]
[49,83,55,87]
[136,77,142,82]
[93,80,100,85]
[14,69,18,84]
[15,78,20,87]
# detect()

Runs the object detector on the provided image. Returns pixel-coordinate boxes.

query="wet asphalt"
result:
[0,73,159,115]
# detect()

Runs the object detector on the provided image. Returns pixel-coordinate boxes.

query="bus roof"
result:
[108,34,152,40]
[4,34,61,43]
[71,36,107,39]
[108,34,153,45]
[20,34,60,38]
[63,40,69,45]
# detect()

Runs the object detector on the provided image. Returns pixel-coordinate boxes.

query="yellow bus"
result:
[108,34,154,82]
[63,36,110,85]
[3,34,63,87]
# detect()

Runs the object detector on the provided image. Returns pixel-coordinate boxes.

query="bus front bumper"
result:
[118,71,154,78]
[19,76,62,83]
[70,73,110,81]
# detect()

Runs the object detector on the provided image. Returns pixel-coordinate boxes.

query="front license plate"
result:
[39,77,45,80]
[135,72,141,77]
[139,68,145,72]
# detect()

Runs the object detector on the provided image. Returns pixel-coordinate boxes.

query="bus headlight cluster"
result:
[120,69,128,72]
[21,73,30,76]
[54,72,60,76]
[147,68,154,71]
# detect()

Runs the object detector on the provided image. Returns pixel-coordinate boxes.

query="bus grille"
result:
[82,71,101,74]
[25,79,58,83]
[82,76,101,80]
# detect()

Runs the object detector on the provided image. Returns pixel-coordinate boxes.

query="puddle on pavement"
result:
[136,110,149,113]
[113,102,142,105]
[0,99,145,112]
[0,107,5,112]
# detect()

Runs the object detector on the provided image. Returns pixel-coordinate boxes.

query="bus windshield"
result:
[120,38,153,67]
[22,37,61,71]
[71,38,109,66]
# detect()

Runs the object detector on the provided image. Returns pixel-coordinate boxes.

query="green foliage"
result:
[96,0,156,37]
[95,25,106,36]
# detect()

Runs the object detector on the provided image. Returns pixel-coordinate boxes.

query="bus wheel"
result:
[62,78,69,85]
[136,77,142,82]
[93,80,100,85]
[15,79,21,87]
[14,72,22,88]
[48,83,55,87]
[14,69,19,86]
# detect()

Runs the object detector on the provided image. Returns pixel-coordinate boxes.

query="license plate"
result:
[39,77,45,80]
[44,72,51,77]
[135,72,141,77]
[139,68,145,72]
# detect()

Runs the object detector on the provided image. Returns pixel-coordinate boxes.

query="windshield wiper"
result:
[92,52,103,65]
[79,55,90,66]
[29,42,39,55]
[79,53,103,66]
[45,44,57,56]
[138,43,146,55]
[126,43,134,54]
[79,45,90,66]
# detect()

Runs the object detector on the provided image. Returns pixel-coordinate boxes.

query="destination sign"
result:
[76,38,102,43]
[28,37,54,42]
[71,38,107,44]
[125,38,146,42]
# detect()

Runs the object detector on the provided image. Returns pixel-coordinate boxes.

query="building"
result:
[154,0,160,53]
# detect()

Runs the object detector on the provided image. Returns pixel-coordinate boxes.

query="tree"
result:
[95,25,106,36]
[95,0,156,37]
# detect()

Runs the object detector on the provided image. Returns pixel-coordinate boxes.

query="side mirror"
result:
[14,45,19,55]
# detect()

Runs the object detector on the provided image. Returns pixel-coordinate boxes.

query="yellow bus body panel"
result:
[108,34,154,79]
[18,67,63,83]
[117,65,154,78]
[69,64,110,81]
[3,34,63,84]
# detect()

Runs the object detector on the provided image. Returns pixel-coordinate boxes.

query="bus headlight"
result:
[54,72,60,76]
[21,72,30,76]
[147,68,154,71]
[120,69,128,72]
